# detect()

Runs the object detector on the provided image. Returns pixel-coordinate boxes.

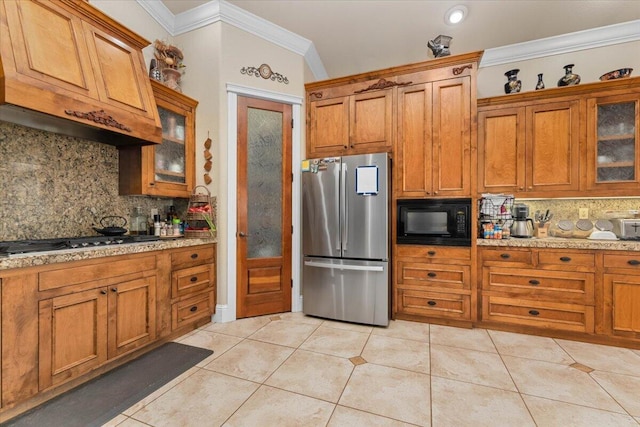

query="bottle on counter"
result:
[153,214,161,237]
[130,206,147,236]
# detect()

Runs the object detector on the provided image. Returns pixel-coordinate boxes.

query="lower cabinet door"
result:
[39,288,108,390]
[604,274,640,340]
[108,276,157,358]
[397,289,470,320]
[172,289,214,330]
[482,295,594,333]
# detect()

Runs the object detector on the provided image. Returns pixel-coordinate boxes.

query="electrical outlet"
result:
[579,208,589,219]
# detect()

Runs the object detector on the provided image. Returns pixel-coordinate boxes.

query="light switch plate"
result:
[579,208,589,219]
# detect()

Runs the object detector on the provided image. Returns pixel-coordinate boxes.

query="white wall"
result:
[478,40,640,99]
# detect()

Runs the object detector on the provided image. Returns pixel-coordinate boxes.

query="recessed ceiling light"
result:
[445,5,467,25]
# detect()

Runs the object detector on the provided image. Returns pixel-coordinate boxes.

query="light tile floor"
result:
[104,313,640,427]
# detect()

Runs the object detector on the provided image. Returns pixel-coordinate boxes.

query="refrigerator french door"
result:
[302,153,389,326]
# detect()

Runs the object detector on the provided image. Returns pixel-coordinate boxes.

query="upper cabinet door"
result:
[308,97,350,156]
[586,94,639,193]
[526,100,580,193]
[433,76,471,196]
[349,89,393,152]
[478,107,526,194]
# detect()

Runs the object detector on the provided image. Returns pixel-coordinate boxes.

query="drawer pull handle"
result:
[427,251,436,256]
[191,253,199,259]
[111,287,117,293]
[628,260,640,266]
[427,272,437,278]
[190,276,198,282]
[559,256,572,262]
[529,279,540,286]
[528,310,540,316]
[190,306,198,312]
[500,253,510,259]
[100,290,107,295]
[427,300,437,306]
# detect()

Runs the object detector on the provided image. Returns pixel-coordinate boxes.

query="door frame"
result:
[219,83,303,323]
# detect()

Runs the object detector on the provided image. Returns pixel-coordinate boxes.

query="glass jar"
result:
[130,206,148,235]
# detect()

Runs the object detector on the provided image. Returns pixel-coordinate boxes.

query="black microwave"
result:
[397,198,471,246]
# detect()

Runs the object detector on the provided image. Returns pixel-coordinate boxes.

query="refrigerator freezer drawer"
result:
[302,258,390,326]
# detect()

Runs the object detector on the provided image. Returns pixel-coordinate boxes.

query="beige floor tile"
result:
[122,366,200,416]
[131,369,259,427]
[113,417,150,427]
[322,319,374,333]
[278,311,324,325]
[248,319,318,347]
[339,363,430,426]
[431,376,535,427]
[100,414,127,426]
[327,405,417,426]
[556,339,640,377]
[430,344,516,391]
[372,319,430,342]
[362,334,430,373]
[265,349,354,402]
[430,325,497,352]
[223,385,334,427]
[522,394,639,427]
[488,329,575,364]
[502,355,625,413]
[591,370,640,417]
[204,316,271,337]
[177,330,242,360]
[203,339,293,382]
[300,326,370,358]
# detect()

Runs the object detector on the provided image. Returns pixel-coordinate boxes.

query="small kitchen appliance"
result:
[510,203,534,238]
[611,218,640,240]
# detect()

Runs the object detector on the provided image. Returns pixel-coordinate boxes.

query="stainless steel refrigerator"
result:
[301,152,390,326]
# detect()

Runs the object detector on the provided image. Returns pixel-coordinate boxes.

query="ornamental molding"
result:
[64,109,131,132]
[240,63,289,84]
[353,78,413,94]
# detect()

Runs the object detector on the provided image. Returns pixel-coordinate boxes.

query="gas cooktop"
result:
[0,235,160,257]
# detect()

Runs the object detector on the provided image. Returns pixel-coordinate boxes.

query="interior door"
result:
[237,96,292,318]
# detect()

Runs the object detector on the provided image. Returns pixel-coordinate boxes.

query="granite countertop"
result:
[477,237,640,251]
[0,238,217,271]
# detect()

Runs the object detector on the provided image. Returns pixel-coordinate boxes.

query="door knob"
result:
[238,231,247,237]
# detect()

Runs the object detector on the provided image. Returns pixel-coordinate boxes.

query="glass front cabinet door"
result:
[119,79,198,197]
[586,94,639,192]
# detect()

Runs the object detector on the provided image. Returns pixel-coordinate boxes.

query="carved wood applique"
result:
[353,78,413,94]
[453,64,473,75]
[309,91,324,100]
[240,63,289,84]
[64,109,132,132]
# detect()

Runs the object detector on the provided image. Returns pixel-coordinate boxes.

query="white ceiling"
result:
[161,0,640,79]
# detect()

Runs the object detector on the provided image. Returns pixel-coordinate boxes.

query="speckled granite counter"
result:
[477,237,640,251]
[0,238,216,271]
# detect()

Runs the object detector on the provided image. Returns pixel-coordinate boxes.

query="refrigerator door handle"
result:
[342,163,348,252]
[304,260,384,272]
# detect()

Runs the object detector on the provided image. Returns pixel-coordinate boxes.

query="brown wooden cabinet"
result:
[397,76,471,197]
[479,247,595,333]
[478,100,580,196]
[0,0,161,145]
[119,80,198,197]
[395,245,472,324]
[307,88,392,157]
[602,252,640,341]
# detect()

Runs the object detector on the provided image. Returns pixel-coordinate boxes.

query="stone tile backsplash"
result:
[522,198,640,222]
[0,121,187,241]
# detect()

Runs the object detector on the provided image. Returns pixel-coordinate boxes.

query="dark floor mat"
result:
[2,342,213,427]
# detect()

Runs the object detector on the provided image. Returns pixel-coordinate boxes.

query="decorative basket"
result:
[185,185,216,239]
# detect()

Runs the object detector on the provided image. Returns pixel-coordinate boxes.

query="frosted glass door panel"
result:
[247,107,282,259]
[596,102,636,182]
[155,107,186,184]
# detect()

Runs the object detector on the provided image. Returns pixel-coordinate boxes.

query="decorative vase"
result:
[557,64,580,87]
[535,73,545,90]
[162,68,182,92]
[504,69,521,94]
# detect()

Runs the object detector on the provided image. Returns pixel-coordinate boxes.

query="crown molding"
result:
[481,20,640,68]
[137,0,328,80]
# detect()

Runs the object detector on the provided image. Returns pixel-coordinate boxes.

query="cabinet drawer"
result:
[480,248,533,265]
[396,245,471,262]
[538,250,595,269]
[482,296,594,333]
[171,245,215,269]
[604,253,640,270]
[483,268,594,304]
[172,290,214,330]
[398,261,470,291]
[397,289,470,320]
[172,264,213,299]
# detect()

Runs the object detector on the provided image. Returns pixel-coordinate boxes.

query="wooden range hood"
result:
[0,0,162,146]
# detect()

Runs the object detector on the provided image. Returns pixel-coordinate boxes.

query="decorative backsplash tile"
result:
[522,198,640,222]
[0,121,188,241]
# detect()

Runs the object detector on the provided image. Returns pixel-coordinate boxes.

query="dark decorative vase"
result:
[504,69,522,94]
[535,73,545,90]
[557,64,580,87]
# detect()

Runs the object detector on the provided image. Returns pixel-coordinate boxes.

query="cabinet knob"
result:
[150,182,155,186]
[628,260,640,266]
[190,306,198,312]
[427,250,436,256]
[434,191,438,195]
[427,300,437,306]
[190,276,198,282]
[343,145,348,149]
[559,256,572,262]
[100,290,107,295]
[529,279,540,286]
[528,309,540,316]
[111,287,117,293]
[500,253,510,259]
[190,253,199,259]
[427,272,437,278]
[519,187,524,190]
[528,186,533,190]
